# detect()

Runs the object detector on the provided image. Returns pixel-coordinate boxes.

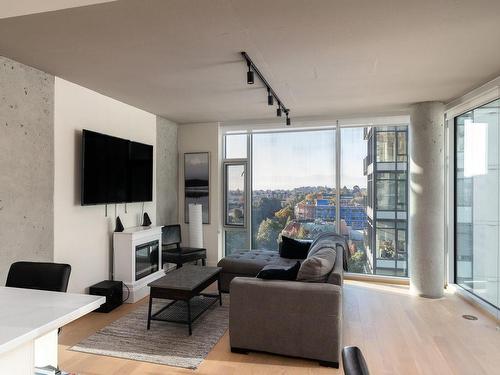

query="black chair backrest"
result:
[342,346,370,375]
[162,225,182,248]
[6,261,71,293]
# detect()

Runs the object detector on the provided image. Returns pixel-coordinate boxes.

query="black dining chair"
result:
[6,261,71,292]
[342,346,370,375]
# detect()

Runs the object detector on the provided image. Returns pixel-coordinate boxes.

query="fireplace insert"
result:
[135,240,159,281]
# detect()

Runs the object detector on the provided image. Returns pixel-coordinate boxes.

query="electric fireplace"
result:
[113,226,163,303]
[135,240,159,281]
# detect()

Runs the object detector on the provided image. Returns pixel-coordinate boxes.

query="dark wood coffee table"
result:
[146,265,222,335]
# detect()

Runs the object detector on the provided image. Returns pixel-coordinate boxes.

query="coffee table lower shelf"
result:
[146,265,222,335]
[147,293,221,335]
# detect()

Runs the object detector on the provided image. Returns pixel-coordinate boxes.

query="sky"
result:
[184,152,209,180]
[226,128,368,190]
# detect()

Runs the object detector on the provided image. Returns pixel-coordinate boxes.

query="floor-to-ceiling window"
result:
[369,127,408,276]
[223,133,249,254]
[223,122,409,277]
[341,126,408,276]
[251,130,335,249]
[340,127,370,273]
[455,99,500,310]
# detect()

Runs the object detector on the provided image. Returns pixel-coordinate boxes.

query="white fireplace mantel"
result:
[113,226,163,303]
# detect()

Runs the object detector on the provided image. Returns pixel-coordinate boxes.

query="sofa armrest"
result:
[229,277,342,364]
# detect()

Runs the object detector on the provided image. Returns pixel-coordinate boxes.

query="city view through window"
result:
[224,125,408,276]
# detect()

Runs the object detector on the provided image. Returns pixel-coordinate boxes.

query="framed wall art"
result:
[184,152,210,224]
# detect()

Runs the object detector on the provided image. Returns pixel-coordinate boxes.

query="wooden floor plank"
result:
[58,280,500,375]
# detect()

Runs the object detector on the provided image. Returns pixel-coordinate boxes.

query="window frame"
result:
[222,121,410,279]
[223,161,248,228]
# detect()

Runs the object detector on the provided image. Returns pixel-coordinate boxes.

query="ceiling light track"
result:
[241,51,291,126]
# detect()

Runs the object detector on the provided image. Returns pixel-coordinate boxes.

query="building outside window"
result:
[364,127,408,276]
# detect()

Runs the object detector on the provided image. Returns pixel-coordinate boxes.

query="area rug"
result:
[70,295,229,369]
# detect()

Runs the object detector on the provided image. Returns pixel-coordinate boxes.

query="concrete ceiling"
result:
[0,0,116,19]
[0,0,499,124]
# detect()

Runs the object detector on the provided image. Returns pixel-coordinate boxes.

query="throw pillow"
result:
[297,247,336,282]
[279,236,311,259]
[308,238,338,258]
[257,261,301,281]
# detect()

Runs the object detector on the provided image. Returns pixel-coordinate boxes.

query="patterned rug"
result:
[70,295,229,369]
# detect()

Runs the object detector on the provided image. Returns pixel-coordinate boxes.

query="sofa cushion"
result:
[308,234,339,257]
[279,236,311,259]
[297,247,337,282]
[217,250,299,276]
[257,261,301,280]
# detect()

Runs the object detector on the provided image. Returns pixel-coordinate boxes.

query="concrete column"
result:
[0,57,54,283]
[409,101,445,298]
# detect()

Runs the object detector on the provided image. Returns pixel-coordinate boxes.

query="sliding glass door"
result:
[455,99,500,310]
[223,122,409,277]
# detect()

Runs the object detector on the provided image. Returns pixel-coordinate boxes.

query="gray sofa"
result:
[217,233,345,368]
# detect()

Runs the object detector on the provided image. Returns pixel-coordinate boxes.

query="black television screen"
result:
[81,130,153,205]
[128,141,153,202]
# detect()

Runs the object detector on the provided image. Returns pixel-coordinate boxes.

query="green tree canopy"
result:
[256,218,284,250]
[275,206,294,224]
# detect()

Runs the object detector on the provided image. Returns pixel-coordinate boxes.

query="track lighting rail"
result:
[241,51,291,125]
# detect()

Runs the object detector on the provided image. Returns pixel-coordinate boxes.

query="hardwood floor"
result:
[58,281,500,375]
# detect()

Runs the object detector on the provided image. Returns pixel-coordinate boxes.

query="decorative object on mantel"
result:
[114,216,124,232]
[188,204,203,248]
[142,212,152,227]
[70,295,229,369]
[184,152,210,224]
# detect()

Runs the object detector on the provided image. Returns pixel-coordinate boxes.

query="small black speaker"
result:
[142,212,151,226]
[89,280,123,313]
[115,216,124,232]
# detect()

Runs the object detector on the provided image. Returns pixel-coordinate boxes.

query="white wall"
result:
[178,123,222,265]
[54,77,157,293]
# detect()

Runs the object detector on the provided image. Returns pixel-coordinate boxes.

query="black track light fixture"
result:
[241,51,291,126]
[267,88,274,106]
[247,62,254,84]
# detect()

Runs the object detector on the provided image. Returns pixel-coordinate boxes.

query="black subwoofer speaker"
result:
[89,280,123,313]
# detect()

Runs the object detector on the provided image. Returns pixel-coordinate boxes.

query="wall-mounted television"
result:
[128,141,153,203]
[81,130,153,206]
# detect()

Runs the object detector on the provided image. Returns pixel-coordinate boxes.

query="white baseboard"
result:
[344,272,409,285]
[449,284,500,320]
[122,269,165,304]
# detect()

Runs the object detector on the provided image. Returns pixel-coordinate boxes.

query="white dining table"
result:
[0,286,105,374]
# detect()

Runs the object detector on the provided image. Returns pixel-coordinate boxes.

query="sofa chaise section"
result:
[217,249,300,293]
